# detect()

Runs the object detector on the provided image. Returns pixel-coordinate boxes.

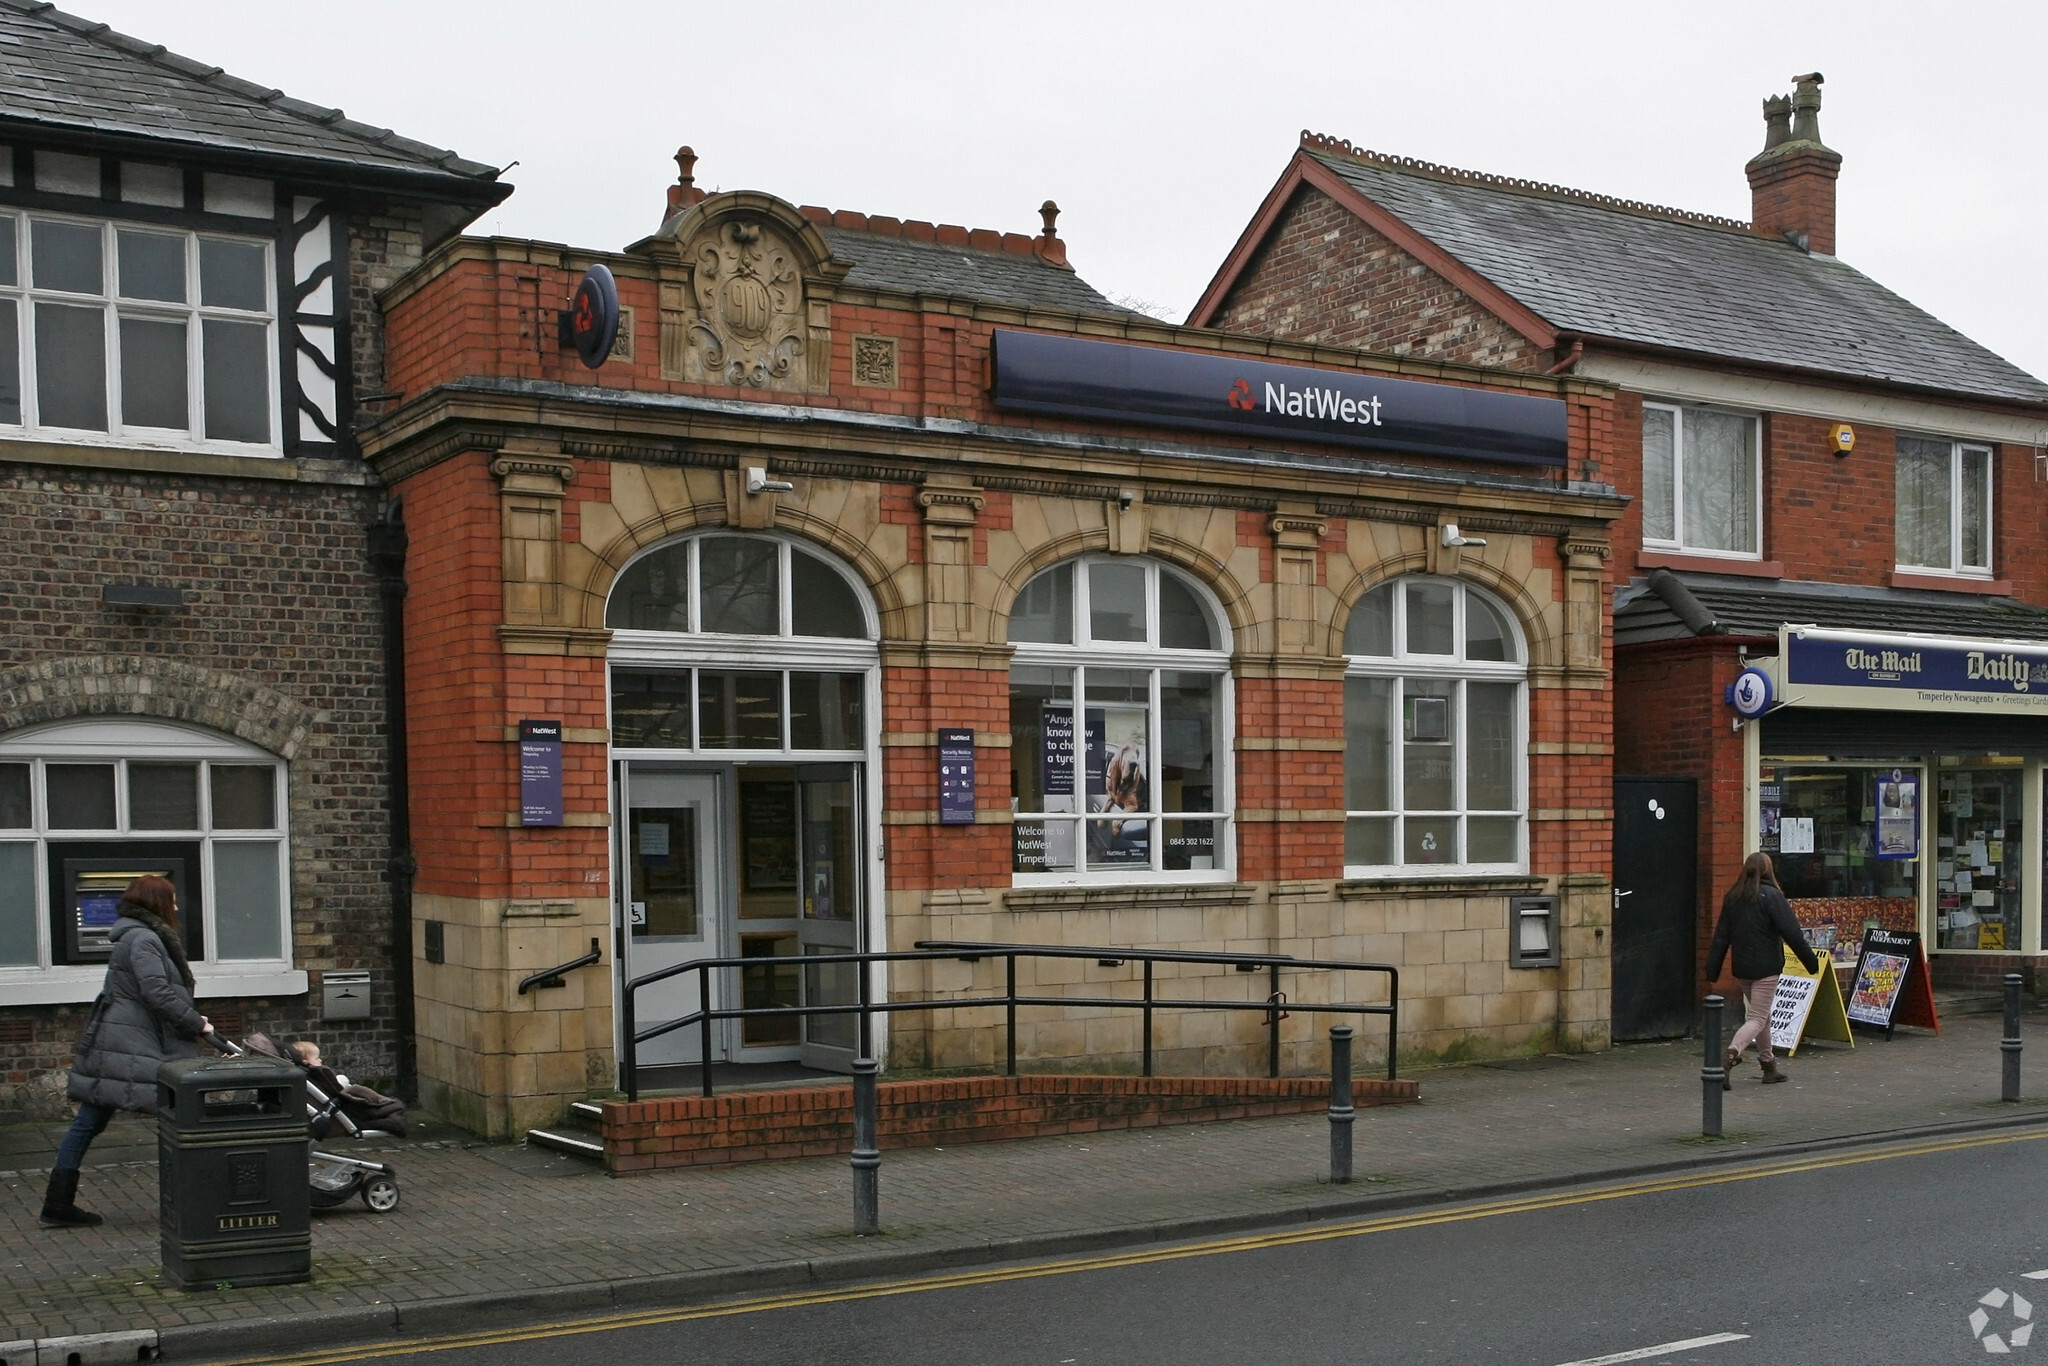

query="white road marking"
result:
[2025,1269,2048,1280]
[1552,1333,1750,1366]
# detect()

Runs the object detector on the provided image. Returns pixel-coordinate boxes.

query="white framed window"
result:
[0,210,278,450]
[606,532,878,757]
[1896,435,1993,576]
[1343,577,1526,875]
[1641,401,1761,558]
[1007,557,1233,883]
[0,720,297,1004]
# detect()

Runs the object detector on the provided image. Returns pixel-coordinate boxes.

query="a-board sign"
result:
[1769,944,1853,1056]
[1846,928,1940,1035]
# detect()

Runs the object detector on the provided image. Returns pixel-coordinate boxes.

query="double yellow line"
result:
[209,1127,2048,1365]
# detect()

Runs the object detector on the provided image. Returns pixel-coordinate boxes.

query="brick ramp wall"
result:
[601,1074,1420,1174]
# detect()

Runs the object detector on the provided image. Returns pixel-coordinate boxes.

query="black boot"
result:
[40,1168,102,1228]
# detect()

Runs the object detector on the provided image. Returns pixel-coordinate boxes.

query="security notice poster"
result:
[1085,705,1149,866]
[1875,772,1919,859]
[1768,945,1853,1056]
[1846,928,1920,1028]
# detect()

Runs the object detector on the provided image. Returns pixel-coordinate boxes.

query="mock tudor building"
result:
[1191,75,2048,1035]
[0,3,507,1116]
[360,150,1626,1137]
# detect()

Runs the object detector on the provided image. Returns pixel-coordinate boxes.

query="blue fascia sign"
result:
[988,330,1569,468]
[1781,627,2048,715]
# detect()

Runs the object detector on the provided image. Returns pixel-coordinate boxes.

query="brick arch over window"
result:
[0,656,312,759]
[989,531,1253,648]
[580,509,909,637]
[1332,560,1560,671]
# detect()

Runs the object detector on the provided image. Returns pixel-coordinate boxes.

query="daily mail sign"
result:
[1777,626,2048,715]
[989,330,1569,468]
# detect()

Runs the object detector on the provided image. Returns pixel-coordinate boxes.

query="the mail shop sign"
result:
[989,331,1569,467]
[1783,627,2048,714]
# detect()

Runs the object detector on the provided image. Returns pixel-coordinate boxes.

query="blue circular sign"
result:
[566,263,621,369]
[1729,667,1773,718]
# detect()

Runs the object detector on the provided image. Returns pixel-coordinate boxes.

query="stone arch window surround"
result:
[1343,575,1528,876]
[0,717,298,1004]
[1008,555,1235,885]
[604,531,880,755]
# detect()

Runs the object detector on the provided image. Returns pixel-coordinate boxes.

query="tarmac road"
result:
[212,1127,2048,1366]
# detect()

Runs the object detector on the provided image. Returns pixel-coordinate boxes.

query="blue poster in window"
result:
[1875,771,1918,860]
[1042,706,1074,796]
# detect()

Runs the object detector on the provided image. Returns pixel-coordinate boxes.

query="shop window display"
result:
[1935,764,2022,951]
[1759,764,1920,965]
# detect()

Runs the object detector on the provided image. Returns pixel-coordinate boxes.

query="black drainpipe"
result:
[366,499,418,1103]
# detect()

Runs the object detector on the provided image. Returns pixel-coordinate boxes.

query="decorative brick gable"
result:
[1205,186,1542,372]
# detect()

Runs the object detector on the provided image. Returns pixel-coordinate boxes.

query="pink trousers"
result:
[1728,975,1779,1064]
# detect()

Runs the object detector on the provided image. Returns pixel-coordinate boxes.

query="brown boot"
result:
[1760,1057,1787,1084]
[39,1168,102,1228]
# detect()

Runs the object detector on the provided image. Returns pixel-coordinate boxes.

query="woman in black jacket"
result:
[41,875,208,1228]
[1706,852,1820,1085]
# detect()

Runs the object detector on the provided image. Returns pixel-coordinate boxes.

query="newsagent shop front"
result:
[1743,626,2048,985]
[361,178,1624,1136]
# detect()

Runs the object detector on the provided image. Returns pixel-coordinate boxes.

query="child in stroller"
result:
[225,1032,405,1213]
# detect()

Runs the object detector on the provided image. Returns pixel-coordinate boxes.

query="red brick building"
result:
[362,152,1624,1136]
[1193,75,2048,1032]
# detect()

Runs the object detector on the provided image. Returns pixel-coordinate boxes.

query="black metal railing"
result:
[519,938,603,996]
[620,940,1398,1102]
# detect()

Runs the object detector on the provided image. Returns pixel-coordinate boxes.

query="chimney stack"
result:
[665,146,707,221]
[1746,73,1841,255]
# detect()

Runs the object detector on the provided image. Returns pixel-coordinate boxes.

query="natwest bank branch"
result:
[362,154,1623,1137]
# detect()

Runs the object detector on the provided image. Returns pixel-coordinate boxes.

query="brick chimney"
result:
[1746,73,1841,254]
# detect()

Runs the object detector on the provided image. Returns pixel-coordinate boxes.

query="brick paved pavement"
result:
[2,1010,2042,1356]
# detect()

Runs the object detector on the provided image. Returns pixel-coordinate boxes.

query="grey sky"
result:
[78,1,2048,396]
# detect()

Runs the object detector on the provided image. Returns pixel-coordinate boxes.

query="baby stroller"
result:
[209,1032,404,1213]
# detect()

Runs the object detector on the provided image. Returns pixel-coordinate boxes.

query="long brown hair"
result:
[117,874,178,926]
[1724,852,1781,907]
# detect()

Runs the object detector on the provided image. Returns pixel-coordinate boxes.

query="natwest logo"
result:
[1225,378,1254,410]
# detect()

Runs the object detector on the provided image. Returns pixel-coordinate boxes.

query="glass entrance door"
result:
[797,766,863,1070]
[619,768,720,1067]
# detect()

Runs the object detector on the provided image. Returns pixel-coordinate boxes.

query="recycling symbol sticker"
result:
[1971,1286,2034,1353]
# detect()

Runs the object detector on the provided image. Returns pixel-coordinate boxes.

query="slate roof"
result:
[0,0,505,197]
[1305,148,2048,407]
[820,226,1131,316]
[1615,570,2048,647]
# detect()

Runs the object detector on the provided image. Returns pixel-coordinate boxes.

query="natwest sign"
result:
[989,331,1568,468]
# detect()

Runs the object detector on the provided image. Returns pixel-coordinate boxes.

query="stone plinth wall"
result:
[601,1072,1419,1174]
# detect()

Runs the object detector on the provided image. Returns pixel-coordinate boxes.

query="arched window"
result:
[1343,577,1526,873]
[606,534,878,754]
[606,534,872,639]
[1007,557,1232,881]
[0,720,292,995]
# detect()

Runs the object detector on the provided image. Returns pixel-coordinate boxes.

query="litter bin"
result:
[157,1053,311,1289]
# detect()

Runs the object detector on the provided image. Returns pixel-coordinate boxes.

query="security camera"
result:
[745,466,794,495]
[1441,523,1487,548]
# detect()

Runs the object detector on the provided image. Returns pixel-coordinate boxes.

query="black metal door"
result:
[1611,777,1698,1041]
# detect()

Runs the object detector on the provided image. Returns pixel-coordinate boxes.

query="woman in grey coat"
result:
[41,875,208,1228]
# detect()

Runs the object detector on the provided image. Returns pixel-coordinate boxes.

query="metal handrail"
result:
[519,938,602,996]
[619,940,1398,1102]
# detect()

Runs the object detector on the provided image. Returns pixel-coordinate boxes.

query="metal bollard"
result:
[1328,1025,1354,1185]
[851,1058,880,1235]
[1701,995,1725,1138]
[2004,973,2024,1104]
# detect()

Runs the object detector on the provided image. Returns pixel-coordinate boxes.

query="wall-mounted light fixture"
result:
[1441,523,1487,549]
